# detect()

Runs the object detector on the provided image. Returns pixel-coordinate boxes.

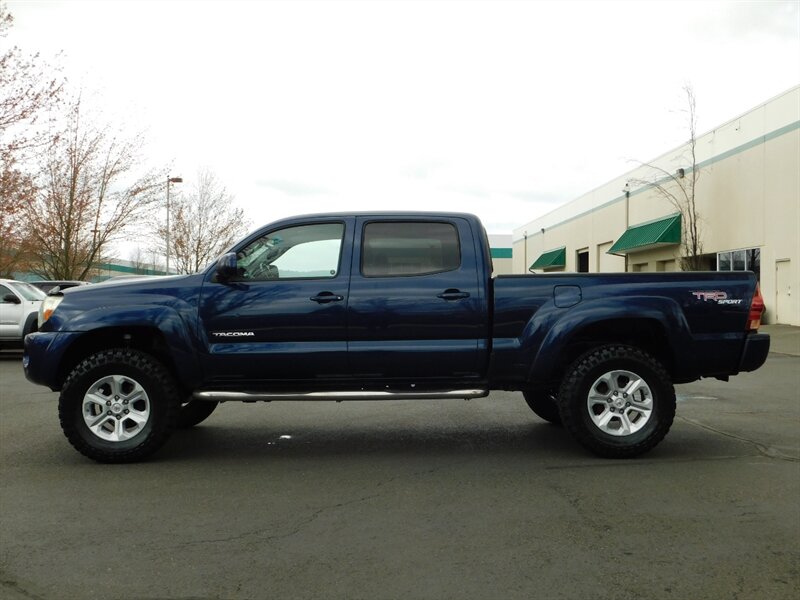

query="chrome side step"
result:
[193,389,489,402]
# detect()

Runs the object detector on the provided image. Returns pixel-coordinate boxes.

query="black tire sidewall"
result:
[523,389,562,425]
[176,399,219,429]
[59,349,178,462]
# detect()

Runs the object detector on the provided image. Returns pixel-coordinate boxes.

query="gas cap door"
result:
[554,285,582,308]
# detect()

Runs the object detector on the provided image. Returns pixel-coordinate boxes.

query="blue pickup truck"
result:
[24,212,769,462]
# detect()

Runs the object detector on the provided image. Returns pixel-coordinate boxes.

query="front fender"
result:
[525,296,692,383]
[57,304,202,390]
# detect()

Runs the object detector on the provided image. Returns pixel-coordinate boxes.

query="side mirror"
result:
[215,252,239,282]
[3,293,21,304]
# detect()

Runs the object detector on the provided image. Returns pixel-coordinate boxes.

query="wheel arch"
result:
[526,298,688,387]
[55,326,198,392]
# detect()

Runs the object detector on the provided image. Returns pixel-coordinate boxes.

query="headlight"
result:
[39,295,64,327]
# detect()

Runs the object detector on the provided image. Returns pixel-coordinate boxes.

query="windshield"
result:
[13,282,46,301]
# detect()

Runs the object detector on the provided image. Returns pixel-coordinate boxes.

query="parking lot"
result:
[1,327,798,600]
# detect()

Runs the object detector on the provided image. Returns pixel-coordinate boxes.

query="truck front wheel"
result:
[558,345,675,458]
[58,349,180,463]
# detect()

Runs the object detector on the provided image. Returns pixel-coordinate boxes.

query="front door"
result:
[198,219,353,385]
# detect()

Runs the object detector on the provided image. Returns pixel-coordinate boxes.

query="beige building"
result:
[513,86,800,326]
[488,234,513,275]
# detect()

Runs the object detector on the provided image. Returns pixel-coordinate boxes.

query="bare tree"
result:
[0,164,35,276]
[0,3,63,155]
[0,2,64,276]
[631,84,704,271]
[128,246,149,275]
[157,169,248,274]
[24,97,166,280]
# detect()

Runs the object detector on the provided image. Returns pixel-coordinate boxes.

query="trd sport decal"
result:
[690,291,744,305]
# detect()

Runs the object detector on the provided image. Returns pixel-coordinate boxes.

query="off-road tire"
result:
[176,399,219,429]
[558,345,675,459]
[522,389,562,425]
[58,348,180,463]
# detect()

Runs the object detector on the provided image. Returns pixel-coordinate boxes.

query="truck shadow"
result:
[162,420,582,461]
[156,418,734,464]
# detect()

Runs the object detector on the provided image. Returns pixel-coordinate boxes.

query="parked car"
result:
[28,280,90,294]
[0,279,45,349]
[24,212,769,462]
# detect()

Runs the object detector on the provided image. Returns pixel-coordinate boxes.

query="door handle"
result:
[437,289,470,301]
[310,292,344,303]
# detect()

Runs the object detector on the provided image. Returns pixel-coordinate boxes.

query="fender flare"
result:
[61,304,202,389]
[22,312,39,337]
[524,296,692,384]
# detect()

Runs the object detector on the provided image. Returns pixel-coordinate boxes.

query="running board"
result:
[193,389,489,402]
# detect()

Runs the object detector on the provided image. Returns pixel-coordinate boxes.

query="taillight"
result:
[747,283,765,332]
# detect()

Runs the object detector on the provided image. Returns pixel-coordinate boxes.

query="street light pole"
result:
[165,176,183,274]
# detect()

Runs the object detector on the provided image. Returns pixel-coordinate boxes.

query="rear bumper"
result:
[738,333,770,372]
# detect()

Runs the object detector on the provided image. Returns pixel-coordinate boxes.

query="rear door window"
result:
[361,222,461,277]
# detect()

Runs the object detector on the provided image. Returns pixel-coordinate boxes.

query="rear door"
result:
[347,217,487,380]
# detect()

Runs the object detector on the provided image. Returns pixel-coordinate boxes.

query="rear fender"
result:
[524,296,692,384]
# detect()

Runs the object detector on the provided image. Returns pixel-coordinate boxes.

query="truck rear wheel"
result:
[558,345,675,458]
[58,349,179,463]
[522,389,562,425]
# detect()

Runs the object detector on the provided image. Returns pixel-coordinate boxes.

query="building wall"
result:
[513,86,800,325]
[489,234,514,275]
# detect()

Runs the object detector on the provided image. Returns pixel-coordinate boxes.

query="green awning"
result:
[530,247,566,271]
[608,213,681,254]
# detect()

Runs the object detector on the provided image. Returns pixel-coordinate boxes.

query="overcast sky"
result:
[6,0,800,249]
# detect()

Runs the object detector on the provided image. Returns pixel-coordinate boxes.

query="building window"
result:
[717,247,760,280]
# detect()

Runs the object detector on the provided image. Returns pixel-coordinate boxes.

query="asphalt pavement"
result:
[1,330,798,600]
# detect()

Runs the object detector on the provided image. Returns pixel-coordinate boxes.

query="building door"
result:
[597,241,624,273]
[775,260,791,324]
[576,249,589,273]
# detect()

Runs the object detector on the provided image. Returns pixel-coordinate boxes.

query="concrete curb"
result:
[760,324,800,357]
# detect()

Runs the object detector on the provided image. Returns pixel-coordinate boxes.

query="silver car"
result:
[0,279,45,349]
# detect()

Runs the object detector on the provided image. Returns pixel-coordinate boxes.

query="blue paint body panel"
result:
[23,212,769,393]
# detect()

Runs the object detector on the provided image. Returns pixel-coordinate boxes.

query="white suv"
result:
[0,279,46,349]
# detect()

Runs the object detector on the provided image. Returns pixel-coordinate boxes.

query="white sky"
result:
[6,0,800,253]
